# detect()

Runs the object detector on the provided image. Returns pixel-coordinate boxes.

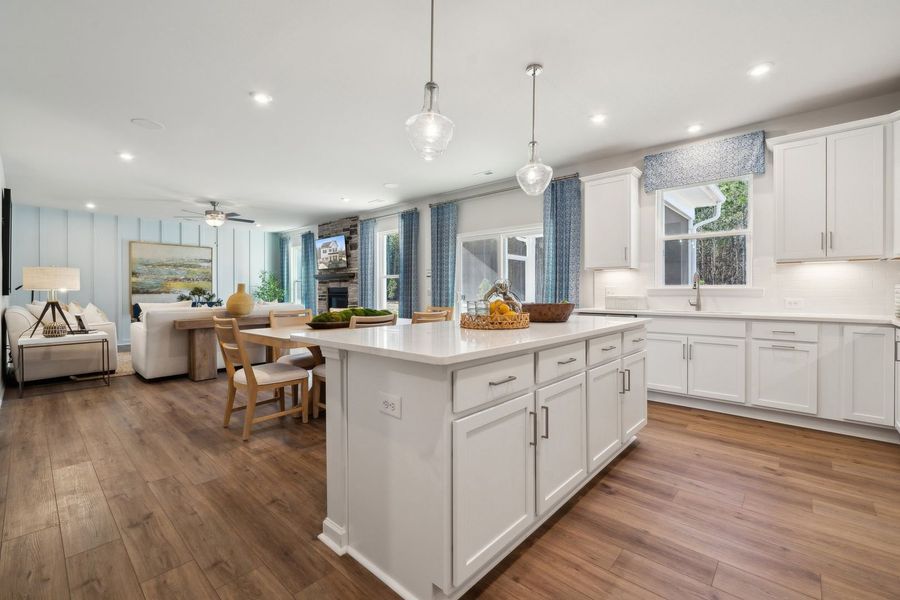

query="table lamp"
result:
[23,266,80,337]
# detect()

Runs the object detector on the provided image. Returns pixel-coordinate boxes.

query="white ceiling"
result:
[1,0,899,230]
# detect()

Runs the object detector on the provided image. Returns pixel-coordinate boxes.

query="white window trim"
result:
[456,224,543,303]
[654,176,754,288]
[376,229,399,310]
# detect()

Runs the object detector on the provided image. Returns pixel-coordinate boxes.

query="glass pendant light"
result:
[405,0,454,160]
[516,64,553,196]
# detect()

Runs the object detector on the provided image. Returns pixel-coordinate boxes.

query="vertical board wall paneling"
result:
[117,217,140,343]
[200,225,218,298]
[39,208,68,303]
[10,204,39,306]
[181,222,200,246]
[249,230,265,292]
[66,211,93,307]
[92,214,118,321]
[161,220,181,244]
[233,227,250,290]
[139,218,161,243]
[216,224,234,298]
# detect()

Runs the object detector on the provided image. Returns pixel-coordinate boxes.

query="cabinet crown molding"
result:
[580,167,642,183]
[766,109,900,150]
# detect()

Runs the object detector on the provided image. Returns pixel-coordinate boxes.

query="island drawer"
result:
[751,321,818,343]
[587,333,622,365]
[454,353,535,413]
[536,341,586,384]
[623,327,648,354]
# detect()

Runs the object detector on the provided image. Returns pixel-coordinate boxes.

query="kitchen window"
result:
[656,177,752,286]
[457,227,544,304]
[377,230,400,312]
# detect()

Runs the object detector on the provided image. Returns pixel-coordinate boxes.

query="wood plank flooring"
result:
[0,374,899,599]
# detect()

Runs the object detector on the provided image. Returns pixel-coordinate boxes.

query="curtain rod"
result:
[429,172,579,208]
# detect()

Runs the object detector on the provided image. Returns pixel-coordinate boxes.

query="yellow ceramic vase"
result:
[226,283,253,316]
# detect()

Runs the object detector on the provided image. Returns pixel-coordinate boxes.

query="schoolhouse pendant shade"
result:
[517,63,553,196]
[405,0,454,160]
[22,266,80,291]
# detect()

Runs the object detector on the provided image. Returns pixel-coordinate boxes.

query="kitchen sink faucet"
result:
[688,272,702,311]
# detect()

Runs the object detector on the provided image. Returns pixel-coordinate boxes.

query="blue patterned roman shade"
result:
[430,202,457,308]
[398,209,419,318]
[299,231,317,313]
[358,218,377,308]
[643,130,765,192]
[542,177,582,304]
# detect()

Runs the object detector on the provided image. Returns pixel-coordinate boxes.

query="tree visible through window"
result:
[378,231,400,312]
[659,178,750,286]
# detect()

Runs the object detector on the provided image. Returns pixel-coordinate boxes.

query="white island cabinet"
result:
[290,316,650,600]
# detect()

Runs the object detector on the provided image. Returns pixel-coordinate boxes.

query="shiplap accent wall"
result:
[11,204,281,344]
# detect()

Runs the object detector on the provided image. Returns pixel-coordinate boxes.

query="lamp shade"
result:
[22,266,80,291]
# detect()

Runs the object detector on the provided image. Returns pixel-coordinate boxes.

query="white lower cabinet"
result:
[749,341,818,414]
[687,336,746,404]
[647,334,688,394]
[586,361,622,472]
[452,393,536,585]
[841,326,895,426]
[622,351,648,439]
[536,373,587,515]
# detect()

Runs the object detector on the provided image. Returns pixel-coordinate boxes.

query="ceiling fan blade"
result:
[224,212,241,217]
[228,218,255,223]
[181,208,204,215]
[176,216,204,220]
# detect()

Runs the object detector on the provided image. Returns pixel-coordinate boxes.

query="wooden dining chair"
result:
[268,309,321,371]
[426,305,454,320]
[412,310,448,324]
[310,312,397,419]
[214,317,310,440]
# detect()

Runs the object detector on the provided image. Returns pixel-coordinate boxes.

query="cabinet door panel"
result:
[774,137,827,261]
[841,326,894,426]
[452,393,535,585]
[749,341,818,414]
[687,336,746,404]
[583,176,631,269]
[536,373,587,515]
[646,334,688,394]
[586,362,622,472]
[622,351,647,440]
[826,125,884,259]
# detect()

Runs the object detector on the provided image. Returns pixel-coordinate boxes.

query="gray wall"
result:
[11,204,281,344]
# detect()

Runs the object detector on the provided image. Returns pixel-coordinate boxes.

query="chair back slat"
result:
[349,313,397,329]
[426,305,454,320]
[213,317,255,385]
[269,309,312,328]
[412,310,448,324]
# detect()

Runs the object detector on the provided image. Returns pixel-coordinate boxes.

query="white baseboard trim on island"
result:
[318,518,348,555]
[649,393,900,444]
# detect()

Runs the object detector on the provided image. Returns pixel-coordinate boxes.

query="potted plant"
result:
[253,270,285,303]
[177,286,220,307]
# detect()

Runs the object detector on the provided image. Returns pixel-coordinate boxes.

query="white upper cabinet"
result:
[582,167,641,269]
[771,121,887,262]
[892,120,900,257]
[826,126,884,259]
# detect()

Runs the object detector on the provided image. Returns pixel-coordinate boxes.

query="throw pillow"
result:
[82,303,109,325]
[137,300,193,321]
[68,300,84,314]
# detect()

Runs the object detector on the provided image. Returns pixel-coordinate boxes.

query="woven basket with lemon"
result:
[460,279,530,330]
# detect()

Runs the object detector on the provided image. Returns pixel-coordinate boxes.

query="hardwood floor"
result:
[1,375,899,599]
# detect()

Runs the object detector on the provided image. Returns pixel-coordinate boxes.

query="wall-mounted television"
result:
[315,234,348,270]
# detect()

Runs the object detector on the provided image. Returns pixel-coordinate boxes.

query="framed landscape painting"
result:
[129,241,213,305]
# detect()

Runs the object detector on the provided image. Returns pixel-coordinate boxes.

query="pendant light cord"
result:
[429,0,435,83]
[531,70,536,144]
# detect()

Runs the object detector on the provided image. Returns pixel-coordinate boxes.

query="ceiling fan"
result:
[178,201,255,227]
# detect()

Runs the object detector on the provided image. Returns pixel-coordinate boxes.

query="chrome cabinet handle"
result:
[625,368,632,392]
[619,370,626,393]
[682,343,686,360]
[601,345,617,351]
[829,231,834,250]
[688,344,693,360]
[772,330,796,335]
[632,337,645,343]
[541,406,549,439]
[772,344,796,350]
[529,411,537,446]
[557,357,577,365]
[624,246,628,261]
[489,375,517,386]
[821,232,825,250]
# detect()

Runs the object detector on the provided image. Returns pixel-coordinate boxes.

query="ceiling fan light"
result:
[516,142,553,196]
[405,82,454,161]
[205,213,226,227]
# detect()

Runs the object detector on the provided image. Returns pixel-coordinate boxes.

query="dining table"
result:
[241,326,322,363]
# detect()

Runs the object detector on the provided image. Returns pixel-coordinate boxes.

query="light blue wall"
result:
[11,204,281,344]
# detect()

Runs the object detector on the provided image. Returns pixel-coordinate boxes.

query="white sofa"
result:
[130,303,309,380]
[5,305,119,382]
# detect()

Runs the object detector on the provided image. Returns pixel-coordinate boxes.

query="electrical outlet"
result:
[785,298,805,309]
[378,392,402,419]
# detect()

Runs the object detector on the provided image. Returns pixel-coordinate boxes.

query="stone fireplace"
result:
[316,216,359,313]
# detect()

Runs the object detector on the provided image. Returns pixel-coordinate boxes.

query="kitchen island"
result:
[290,315,651,600]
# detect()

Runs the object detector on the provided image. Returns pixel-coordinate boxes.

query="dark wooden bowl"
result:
[521,303,575,322]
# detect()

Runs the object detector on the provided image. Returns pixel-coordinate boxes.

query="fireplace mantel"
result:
[315,272,356,282]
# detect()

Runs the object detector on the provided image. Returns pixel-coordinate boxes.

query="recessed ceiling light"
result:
[251,91,273,105]
[341,197,350,203]
[130,117,165,130]
[687,124,702,134]
[255,223,261,227]
[590,114,607,124]
[119,152,135,162]
[383,183,399,189]
[85,202,96,210]
[747,62,774,78]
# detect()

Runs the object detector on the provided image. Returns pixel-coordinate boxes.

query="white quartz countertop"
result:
[290,315,651,365]
[577,307,896,325]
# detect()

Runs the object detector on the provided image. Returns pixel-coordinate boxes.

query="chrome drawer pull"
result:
[541,406,549,439]
[557,357,577,365]
[632,337,645,343]
[529,411,537,446]
[772,330,796,335]
[488,375,517,386]
[601,345,617,351]
[771,344,796,350]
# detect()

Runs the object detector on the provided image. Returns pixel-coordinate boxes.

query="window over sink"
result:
[656,177,752,286]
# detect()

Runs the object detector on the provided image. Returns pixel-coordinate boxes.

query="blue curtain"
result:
[359,218,377,308]
[398,209,419,318]
[279,235,290,300]
[299,231,317,313]
[430,203,457,308]
[542,177,582,304]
